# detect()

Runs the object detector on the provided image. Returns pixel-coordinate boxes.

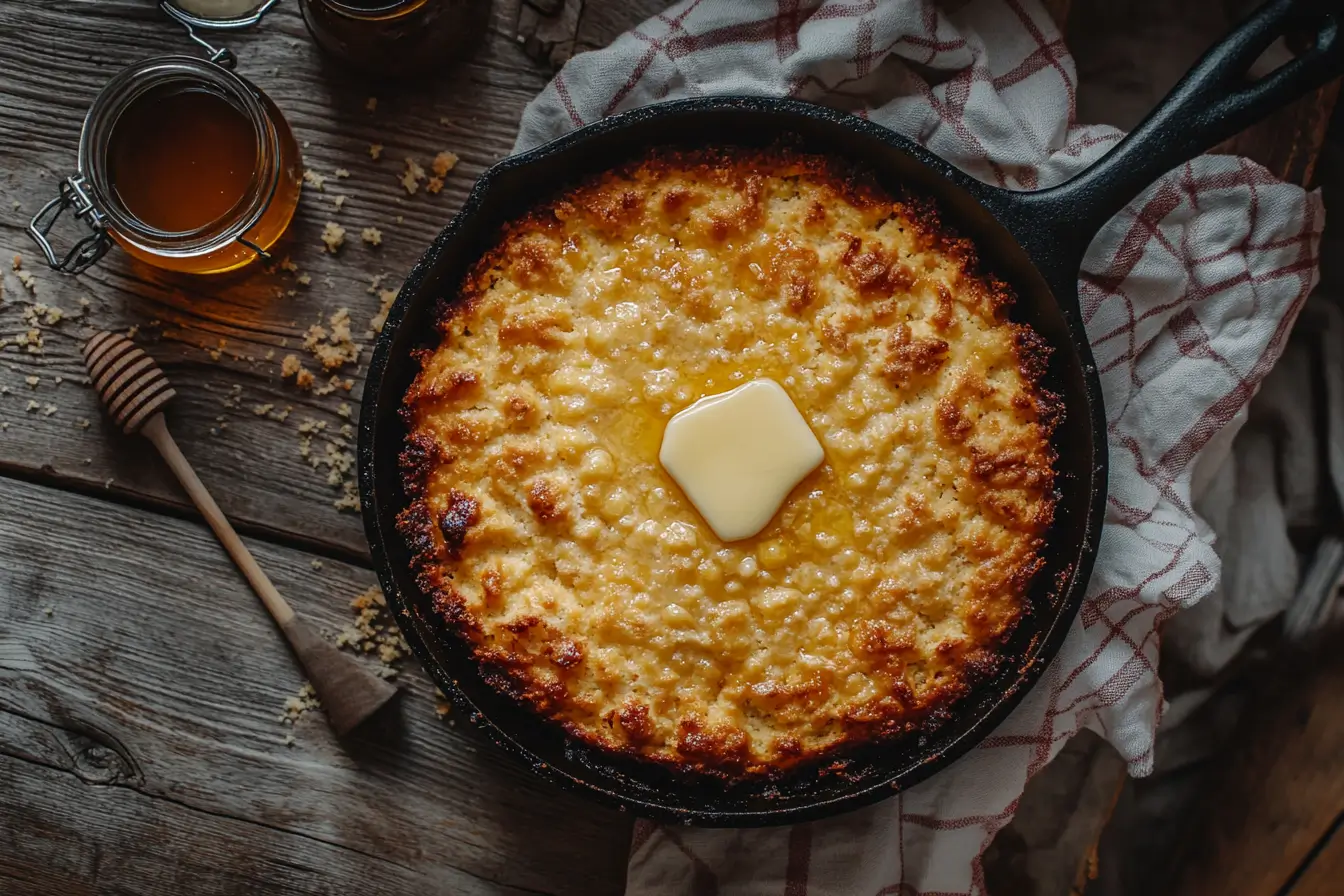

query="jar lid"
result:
[161,0,279,28]
[159,0,279,66]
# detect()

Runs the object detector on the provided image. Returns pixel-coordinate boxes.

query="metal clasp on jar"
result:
[158,0,281,68]
[28,176,113,274]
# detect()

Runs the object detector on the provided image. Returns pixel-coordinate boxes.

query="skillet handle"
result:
[993,0,1342,296]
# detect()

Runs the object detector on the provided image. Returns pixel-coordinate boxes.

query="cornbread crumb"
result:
[25,400,39,412]
[360,227,382,247]
[41,404,56,417]
[303,169,326,191]
[426,176,444,195]
[24,376,38,388]
[279,256,299,273]
[43,606,53,617]
[320,221,346,253]
[432,151,458,177]
[11,254,20,270]
[334,168,350,178]
[17,270,37,294]
[77,418,90,430]
[310,559,323,570]
[401,158,425,195]
[338,402,352,419]
[283,735,296,747]
[303,308,359,371]
[252,403,274,416]
[281,681,321,725]
[297,273,312,286]
[370,288,398,334]
[369,143,383,161]
[335,585,408,676]
[365,96,378,112]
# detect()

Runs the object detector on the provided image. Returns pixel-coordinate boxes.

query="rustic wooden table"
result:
[1,1,1338,895]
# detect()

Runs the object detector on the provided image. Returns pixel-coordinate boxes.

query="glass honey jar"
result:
[30,55,302,275]
[300,0,488,77]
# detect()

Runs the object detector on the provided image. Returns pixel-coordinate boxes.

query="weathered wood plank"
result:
[1289,820,1344,896]
[0,0,549,561]
[0,475,630,896]
[1167,638,1344,896]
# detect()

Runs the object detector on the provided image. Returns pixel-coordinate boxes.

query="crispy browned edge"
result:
[394,145,1062,781]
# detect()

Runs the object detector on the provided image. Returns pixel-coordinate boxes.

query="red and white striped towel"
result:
[515,1,1324,892]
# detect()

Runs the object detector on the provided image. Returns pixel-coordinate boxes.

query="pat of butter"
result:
[659,378,824,542]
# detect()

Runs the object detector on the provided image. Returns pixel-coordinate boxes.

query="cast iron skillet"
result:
[360,0,1341,826]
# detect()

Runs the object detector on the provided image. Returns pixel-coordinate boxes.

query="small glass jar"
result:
[30,55,302,275]
[300,0,488,77]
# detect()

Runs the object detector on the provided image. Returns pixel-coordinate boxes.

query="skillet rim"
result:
[358,94,1108,826]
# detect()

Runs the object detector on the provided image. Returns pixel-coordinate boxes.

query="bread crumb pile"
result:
[334,585,410,679]
[280,681,320,726]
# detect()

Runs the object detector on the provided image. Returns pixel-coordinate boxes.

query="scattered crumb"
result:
[426,176,444,194]
[252,403,275,416]
[334,168,350,179]
[297,273,312,287]
[310,559,324,570]
[338,402,352,419]
[279,256,299,273]
[11,254,20,271]
[321,221,346,253]
[432,151,458,178]
[365,96,378,112]
[370,287,398,334]
[334,585,409,676]
[396,215,404,225]
[281,353,316,391]
[283,734,295,748]
[368,143,383,161]
[17,270,37,294]
[126,325,139,340]
[41,404,56,417]
[367,273,387,294]
[435,689,452,718]
[439,116,451,126]
[24,375,38,388]
[360,227,382,247]
[53,375,62,385]
[303,168,326,191]
[77,418,90,430]
[332,195,346,211]
[43,607,53,618]
[401,157,426,195]
[281,681,321,725]
[25,400,39,412]
[303,308,359,370]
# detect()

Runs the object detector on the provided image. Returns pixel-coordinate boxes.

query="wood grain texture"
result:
[1289,820,1344,896]
[0,0,550,562]
[1167,639,1344,896]
[0,475,629,896]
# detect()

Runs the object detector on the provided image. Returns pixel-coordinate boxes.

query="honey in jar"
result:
[29,55,302,275]
[300,0,488,77]
[108,86,258,235]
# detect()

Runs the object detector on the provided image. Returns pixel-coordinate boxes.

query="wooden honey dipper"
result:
[83,330,398,737]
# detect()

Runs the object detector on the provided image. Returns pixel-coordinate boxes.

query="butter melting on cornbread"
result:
[398,147,1059,776]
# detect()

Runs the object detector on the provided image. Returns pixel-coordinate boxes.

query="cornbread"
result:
[398,147,1059,777]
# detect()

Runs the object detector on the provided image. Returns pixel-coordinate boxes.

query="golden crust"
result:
[398,146,1059,778]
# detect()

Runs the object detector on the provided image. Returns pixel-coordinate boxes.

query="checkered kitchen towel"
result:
[516,1,1324,892]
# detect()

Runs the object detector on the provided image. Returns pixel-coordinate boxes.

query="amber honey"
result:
[37,56,306,276]
[109,86,257,234]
